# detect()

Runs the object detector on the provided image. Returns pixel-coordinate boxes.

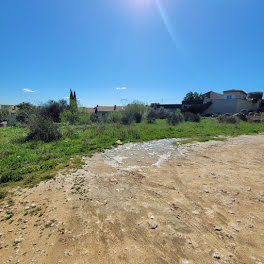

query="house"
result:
[80,105,125,116]
[0,104,17,112]
[203,90,261,114]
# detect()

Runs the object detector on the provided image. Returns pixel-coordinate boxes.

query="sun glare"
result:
[129,0,152,8]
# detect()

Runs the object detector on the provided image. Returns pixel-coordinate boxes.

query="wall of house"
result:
[237,99,260,112]
[223,91,246,100]
[204,99,260,114]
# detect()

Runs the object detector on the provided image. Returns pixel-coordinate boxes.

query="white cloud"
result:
[116,86,127,90]
[23,88,36,93]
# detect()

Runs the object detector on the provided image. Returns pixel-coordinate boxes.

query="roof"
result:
[97,106,124,112]
[223,90,247,95]
[80,106,125,113]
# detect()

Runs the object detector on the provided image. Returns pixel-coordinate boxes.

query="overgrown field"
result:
[1,118,264,188]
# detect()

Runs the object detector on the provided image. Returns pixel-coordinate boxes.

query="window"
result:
[224,95,235,99]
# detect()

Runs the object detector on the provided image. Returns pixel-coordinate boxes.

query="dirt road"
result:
[1,135,264,264]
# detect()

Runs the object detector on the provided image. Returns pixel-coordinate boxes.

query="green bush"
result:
[27,115,62,142]
[146,108,157,123]
[184,112,201,123]
[40,100,68,122]
[60,110,80,125]
[16,102,36,124]
[168,109,184,125]
[121,103,147,125]
[218,115,239,124]
[79,113,91,125]
[0,109,9,122]
[105,112,122,123]
[90,113,100,123]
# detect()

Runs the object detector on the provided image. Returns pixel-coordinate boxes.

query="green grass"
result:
[1,118,264,188]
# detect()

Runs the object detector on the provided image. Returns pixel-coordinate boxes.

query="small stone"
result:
[213,252,221,259]
[192,210,200,215]
[64,251,72,256]
[214,227,222,231]
[0,233,2,237]
[49,243,54,246]
[228,210,235,214]
[14,237,23,244]
[32,242,37,246]
[225,233,233,239]
[115,140,123,145]
[148,222,158,230]
[24,206,30,210]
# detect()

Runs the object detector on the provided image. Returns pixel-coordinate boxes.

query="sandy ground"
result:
[0,135,264,264]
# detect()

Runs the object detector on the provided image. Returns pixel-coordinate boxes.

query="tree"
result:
[183,92,204,102]
[248,92,263,100]
[69,90,78,111]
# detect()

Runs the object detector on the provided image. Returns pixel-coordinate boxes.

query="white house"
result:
[203,90,261,114]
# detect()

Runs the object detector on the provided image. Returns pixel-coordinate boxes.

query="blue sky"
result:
[0,0,264,106]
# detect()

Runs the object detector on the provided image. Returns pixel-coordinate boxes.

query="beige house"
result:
[80,105,125,116]
[0,104,17,112]
[204,90,261,114]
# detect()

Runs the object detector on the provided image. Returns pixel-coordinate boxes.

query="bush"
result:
[0,109,9,122]
[79,113,91,125]
[105,112,122,123]
[60,110,80,125]
[27,115,62,142]
[156,107,170,119]
[7,113,18,126]
[184,112,201,123]
[146,108,157,123]
[183,102,212,114]
[90,113,100,123]
[40,100,68,122]
[248,92,263,100]
[16,102,36,124]
[218,115,239,124]
[168,109,184,125]
[121,103,147,125]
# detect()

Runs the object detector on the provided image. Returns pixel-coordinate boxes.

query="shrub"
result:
[78,113,91,125]
[16,102,36,124]
[105,112,122,123]
[184,112,201,122]
[40,100,68,122]
[121,103,147,125]
[7,113,18,126]
[156,107,170,119]
[146,108,157,123]
[0,109,9,122]
[248,92,263,100]
[27,115,62,142]
[218,115,239,124]
[90,113,100,123]
[183,102,212,114]
[60,110,80,125]
[168,109,184,125]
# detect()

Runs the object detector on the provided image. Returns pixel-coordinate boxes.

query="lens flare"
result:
[154,0,181,51]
